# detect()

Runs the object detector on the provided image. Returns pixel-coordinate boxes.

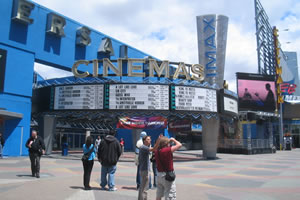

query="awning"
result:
[0,110,23,120]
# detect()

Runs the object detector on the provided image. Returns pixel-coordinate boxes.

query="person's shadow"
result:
[122,186,137,190]
[70,186,98,190]
[16,174,33,177]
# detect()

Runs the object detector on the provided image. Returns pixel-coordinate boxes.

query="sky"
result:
[33,0,300,92]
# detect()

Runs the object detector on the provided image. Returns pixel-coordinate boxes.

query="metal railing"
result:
[218,139,271,149]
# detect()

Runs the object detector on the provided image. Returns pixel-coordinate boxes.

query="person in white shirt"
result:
[135,131,147,190]
[95,136,101,153]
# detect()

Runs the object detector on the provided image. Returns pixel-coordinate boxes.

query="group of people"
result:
[82,130,122,191]
[83,130,183,200]
[22,129,181,199]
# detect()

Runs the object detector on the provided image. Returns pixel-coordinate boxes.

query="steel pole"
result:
[279,102,284,150]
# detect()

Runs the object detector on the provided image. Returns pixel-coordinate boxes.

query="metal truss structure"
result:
[254,0,276,75]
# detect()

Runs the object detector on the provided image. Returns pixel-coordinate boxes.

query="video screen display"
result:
[237,73,276,112]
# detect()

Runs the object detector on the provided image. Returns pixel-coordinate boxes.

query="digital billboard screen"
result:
[237,73,276,112]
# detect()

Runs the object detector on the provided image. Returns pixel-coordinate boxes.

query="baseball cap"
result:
[140,131,147,138]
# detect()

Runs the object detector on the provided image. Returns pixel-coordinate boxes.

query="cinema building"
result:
[0,0,238,157]
[3,0,286,157]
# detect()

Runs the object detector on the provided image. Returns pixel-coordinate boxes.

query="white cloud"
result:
[225,23,258,85]
[34,63,73,80]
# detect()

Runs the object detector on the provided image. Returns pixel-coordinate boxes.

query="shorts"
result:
[156,172,176,200]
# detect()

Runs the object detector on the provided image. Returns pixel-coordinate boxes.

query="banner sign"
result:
[117,116,167,129]
[168,120,191,132]
[280,83,297,95]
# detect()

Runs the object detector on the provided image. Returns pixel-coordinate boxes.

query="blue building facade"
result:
[0,0,157,156]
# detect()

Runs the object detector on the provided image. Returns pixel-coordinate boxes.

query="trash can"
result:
[62,143,68,156]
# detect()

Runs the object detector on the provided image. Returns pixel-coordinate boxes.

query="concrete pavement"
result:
[1,149,300,200]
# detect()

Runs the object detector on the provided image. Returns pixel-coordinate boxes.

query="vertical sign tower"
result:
[196,14,228,159]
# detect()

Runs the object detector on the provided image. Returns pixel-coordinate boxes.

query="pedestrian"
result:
[95,135,101,153]
[0,132,5,158]
[138,135,160,200]
[98,130,121,191]
[151,151,157,188]
[155,137,182,200]
[151,134,163,188]
[25,130,45,178]
[120,138,125,154]
[82,136,96,190]
[135,131,147,190]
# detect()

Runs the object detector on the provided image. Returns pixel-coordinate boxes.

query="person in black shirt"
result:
[26,130,45,178]
[98,130,121,191]
[255,83,275,110]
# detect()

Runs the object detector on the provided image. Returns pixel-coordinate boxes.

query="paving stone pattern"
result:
[1,149,300,200]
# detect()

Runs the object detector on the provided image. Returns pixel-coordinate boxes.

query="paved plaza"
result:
[1,149,300,200]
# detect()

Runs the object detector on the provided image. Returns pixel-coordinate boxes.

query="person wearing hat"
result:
[135,131,147,190]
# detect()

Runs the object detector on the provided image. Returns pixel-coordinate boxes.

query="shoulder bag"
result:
[82,145,94,162]
[157,149,176,182]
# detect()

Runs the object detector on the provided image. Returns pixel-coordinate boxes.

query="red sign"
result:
[117,116,167,129]
[281,83,297,94]
[168,120,191,132]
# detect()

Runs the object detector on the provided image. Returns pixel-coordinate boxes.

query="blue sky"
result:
[34,0,300,92]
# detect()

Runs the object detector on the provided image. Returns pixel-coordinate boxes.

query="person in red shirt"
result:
[120,138,125,155]
[155,137,182,200]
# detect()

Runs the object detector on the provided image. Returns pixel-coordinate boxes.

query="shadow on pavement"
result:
[122,186,137,191]
[70,186,85,190]
[16,174,32,177]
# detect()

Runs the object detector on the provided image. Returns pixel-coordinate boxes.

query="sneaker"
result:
[36,174,40,178]
[108,187,117,191]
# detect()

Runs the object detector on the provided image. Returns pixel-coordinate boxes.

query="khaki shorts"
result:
[156,172,176,200]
